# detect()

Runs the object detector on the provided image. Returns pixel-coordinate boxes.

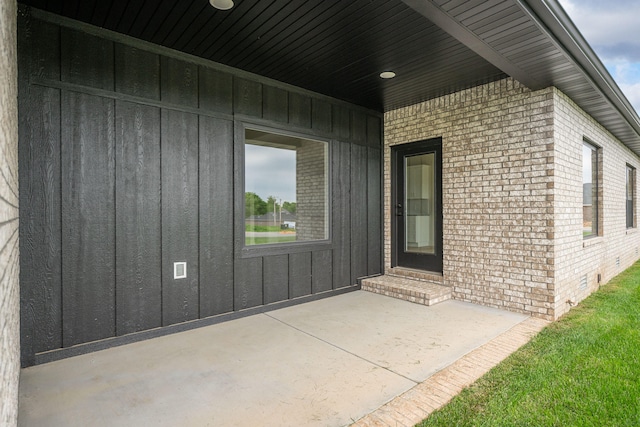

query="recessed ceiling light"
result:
[210,0,234,10]
[380,71,396,79]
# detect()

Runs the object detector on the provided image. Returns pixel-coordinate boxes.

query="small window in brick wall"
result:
[583,141,600,238]
[626,165,635,229]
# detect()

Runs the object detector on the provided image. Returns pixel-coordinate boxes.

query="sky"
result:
[245,143,297,203]
[558,0,640,115]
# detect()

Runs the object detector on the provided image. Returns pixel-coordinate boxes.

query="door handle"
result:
[396,203,403,216]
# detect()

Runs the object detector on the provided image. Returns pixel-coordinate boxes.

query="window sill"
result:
[626,227,638,235]
[583,236,603,248]
[240,239,333,258]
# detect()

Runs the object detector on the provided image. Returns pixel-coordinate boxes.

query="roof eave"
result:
[403,0,640,155]
[522,0,640,149]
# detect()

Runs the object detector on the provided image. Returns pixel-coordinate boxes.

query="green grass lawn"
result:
[418,261,640,427]
[245,224,284,232]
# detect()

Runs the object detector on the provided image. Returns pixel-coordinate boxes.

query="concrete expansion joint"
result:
[351,316,549,427]
[264,312,420,385]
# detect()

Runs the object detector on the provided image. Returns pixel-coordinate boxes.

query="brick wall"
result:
[296,140,328,241]
[553,88,640,318]
[385,78,556,319]
[0,0,20,425]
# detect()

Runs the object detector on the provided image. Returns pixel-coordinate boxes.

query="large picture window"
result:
[583,141,599,238]
[244,128,328,246]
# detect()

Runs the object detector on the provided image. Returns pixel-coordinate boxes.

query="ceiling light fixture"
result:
[380,71,396,79]
[210,0,234,10]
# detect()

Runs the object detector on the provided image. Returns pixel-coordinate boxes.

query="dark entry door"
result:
[392,138,443,272]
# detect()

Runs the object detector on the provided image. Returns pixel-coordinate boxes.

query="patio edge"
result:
[351,317,550,427]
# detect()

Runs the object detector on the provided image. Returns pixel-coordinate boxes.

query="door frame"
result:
[391,138,443,272]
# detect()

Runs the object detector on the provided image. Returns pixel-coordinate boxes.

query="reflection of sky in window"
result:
[245,144,296,202]
[583,144,593,183]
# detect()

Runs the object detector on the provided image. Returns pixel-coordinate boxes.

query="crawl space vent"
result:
[579,275,588,290]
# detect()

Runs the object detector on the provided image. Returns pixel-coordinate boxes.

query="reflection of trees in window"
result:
[245,192,267,218]
[282,201,296,214]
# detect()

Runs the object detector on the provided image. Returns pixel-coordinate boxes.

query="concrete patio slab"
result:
[19,291,534,427]
[269,292,528,382]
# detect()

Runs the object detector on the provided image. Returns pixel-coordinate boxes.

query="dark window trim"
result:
[234,120,333,259]
[627,164,636,229]
[583,138,602,239]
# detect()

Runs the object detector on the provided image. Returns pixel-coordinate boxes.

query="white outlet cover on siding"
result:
[174,262,187,279]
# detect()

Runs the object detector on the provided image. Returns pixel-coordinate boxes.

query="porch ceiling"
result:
[20,0,508,112]
[19,0,640,154]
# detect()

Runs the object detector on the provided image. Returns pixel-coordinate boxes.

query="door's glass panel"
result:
[404,153,435,254]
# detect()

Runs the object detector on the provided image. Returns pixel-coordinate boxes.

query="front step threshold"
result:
[361,275,451,306]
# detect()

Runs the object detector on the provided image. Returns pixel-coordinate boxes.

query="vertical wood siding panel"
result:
[18,11,61,365]
[263,254,289,304]
[289,92,311,128]
[351,111,367,145]
[28,18,60,80]
[161,109,199,326]
[233,77,262,117]
[61,92,116,347]
[115,44,160,99]
[332,105,350,140]
[18,10,33,365]
[115,101,162,335]
[332,141,351,288]
[20,15,388,361]
[312,99,331,133]
[367,147,382,275]
[263,85,289,123]
[350,144,368,283]
[199,116,234,317]
[161,57,198,107]
[367,115,382,149]
[234,257,263,310]
[312,250,332,293]
[232,121,262,310]
[19,86,62,356]
[199,67,233,114]
[289,252,312,298]
[60,27,113,90]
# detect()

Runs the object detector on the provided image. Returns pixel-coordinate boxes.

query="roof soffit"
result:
[17,0,640,154]
[18,0,508,113]
[401,0,640,155]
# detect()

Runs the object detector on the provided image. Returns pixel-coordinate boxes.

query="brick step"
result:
[361,275,451,306]
[387,267,444,284]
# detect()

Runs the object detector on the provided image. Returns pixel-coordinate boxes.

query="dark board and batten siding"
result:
[115,101,162,336]
[199,117,234,317]
[61,92,116,347]
[18,8,382,366]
